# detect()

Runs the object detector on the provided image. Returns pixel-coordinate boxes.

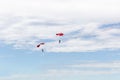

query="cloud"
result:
[0,16,120,52]
[68,61,120,68]
[47,61,120,76]
[0,0,120,52]
[0,0,120,23]
[1,61,120,80]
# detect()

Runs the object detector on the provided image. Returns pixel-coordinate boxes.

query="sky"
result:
[0,0,120,80]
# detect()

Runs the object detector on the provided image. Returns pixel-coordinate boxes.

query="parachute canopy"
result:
[37,44,40,47]
[37,42,45,48]
[56,33,64,36]
[40,43,45,45]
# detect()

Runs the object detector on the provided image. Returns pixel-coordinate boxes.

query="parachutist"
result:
[36,43,45,53]
[56,32,64,44]
[42,49,44,52]
[59,40,61,43]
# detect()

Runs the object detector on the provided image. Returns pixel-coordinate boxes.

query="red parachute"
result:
[37,42,45,52]
[37,44,40,47]
[56,32,64,36]
[56,32,64,43]
[37,43,45,48]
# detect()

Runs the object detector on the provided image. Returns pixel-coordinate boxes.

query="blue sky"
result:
[0,0,120,80]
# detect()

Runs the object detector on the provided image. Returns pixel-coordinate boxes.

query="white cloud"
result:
[0,17,120,52]
[0,0,120,52]
[0,0,120,23]
[1,61,120,80]
[49,61,120,75]
[68,61,120,68]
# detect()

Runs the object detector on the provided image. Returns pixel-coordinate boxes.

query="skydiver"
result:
[59,40,61,44]
[42,49,44,52]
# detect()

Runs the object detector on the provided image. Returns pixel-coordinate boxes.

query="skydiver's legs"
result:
[59,40,61,43]
[42,49,44,52]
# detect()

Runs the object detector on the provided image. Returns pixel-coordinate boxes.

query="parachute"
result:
[37,43,45,47]
[36,32,64,52]
[56,32,64,36]
[56,32,64,43]
[40,43,45,45]
[37,44,40,47]
[37,42,45,52]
